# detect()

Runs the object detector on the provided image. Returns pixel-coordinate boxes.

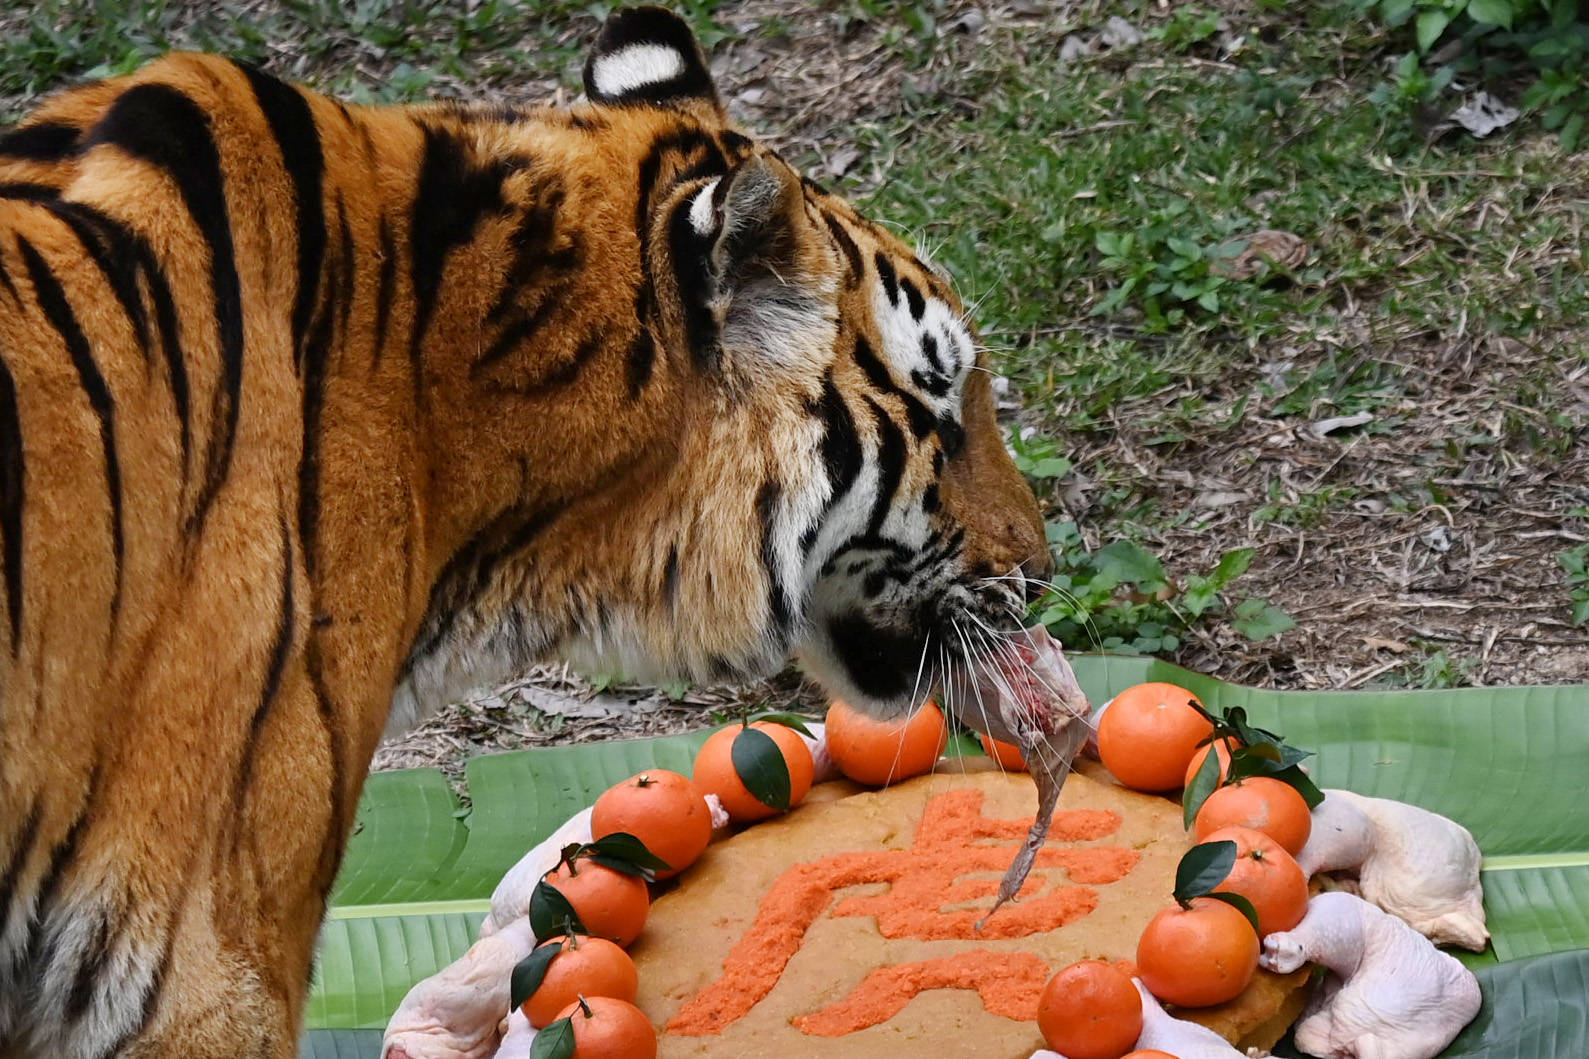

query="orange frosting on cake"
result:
[793,950,1050,1036]
[668,789,1137,1036]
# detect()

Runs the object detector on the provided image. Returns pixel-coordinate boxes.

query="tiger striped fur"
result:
[0,7,1050,1056]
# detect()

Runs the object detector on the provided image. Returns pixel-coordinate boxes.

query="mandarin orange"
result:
[825,699,948,786]
[552,995,657,1058]
[541,860,649,947]
[522,936,638,1028]
[691,721,814,822]
[1200,826,1308,937]
[1036,959,1143,1059]
[591,769,712,880]
[1136,896,1259,1008]
[1194,776,1312,856]
[1097,682,1213,792]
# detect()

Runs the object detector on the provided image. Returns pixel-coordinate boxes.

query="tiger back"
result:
[0,8,1050,1056]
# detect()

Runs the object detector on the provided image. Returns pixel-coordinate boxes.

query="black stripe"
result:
[473,293,559,374]
[232,516,295,823]
[899,276,926,320]
[757,480,791,637]
[0,351,23,654]
[408,124,515,381]
[813,369,863,516]
[0,797,42,940]
[910,366,952,398]
[625,328,655,400]
[634,128,722,266]
[298,197,339,577]
[851,336,936,439]
[920,333,945,374]
[912,526,965,573]
[238,63,325,372]
[938,416,965,457]
[864,395,906,536]
[42,199,152,361]
[0,245,16,302]
[0,181,57,202]
[137,227,192,481]
[0,189,149,357]
[486,182,578,325]
[403,500,568,675]
[28,777,96,966]
[66,901,119,1021]
[828,611,924,701]
[18,237,123,624]
[115,897,179,1052]
[662,545,679,611]
[478,326,604,395]
[86,84,244,541]
[372,214,397,366]
[666,190,720,370]
[822,212,863,286]
[0,121,80,162]
[873,251,899,304]
[306,640,347,897]
[334,198,355,353]
[12,197,191,477]
[544,329,602,388]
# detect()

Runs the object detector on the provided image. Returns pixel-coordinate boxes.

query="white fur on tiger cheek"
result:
[869,282,972,417]
[589,43,686,97]
[689,179,720,235]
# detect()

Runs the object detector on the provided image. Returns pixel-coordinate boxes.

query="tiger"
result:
[0,6,1053,1056]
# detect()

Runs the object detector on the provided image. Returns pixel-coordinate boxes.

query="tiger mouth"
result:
[938,624,1091,749]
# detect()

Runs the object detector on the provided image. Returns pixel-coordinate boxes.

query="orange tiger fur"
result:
[0,8,1047,1056]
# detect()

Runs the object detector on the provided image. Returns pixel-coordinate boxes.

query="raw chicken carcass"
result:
[482,808,594,938]
[1296,789,1488,950]
[948,626,1092,922]
[1261,891,1481,1059]
[382,918,538,1059]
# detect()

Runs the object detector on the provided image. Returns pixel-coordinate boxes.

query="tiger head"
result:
[400,7,1051,733]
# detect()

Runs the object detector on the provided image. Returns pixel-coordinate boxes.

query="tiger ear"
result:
[583,6,724,120]
[689,156,837,376]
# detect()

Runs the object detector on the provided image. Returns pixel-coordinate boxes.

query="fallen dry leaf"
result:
[1440,92,1520,139]
[1210,229,1309,280]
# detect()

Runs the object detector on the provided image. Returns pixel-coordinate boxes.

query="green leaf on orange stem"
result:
[1207,890,1262,936]
[529,879,585,942]
[750,711,816,737]
[1273,763,1325,809]
[1183,741,1224,829]
[509,940,563,1012]
[581,832,672,879]
[530,1016,575,1059]
[1173,840,1238,905]
[731,725,791,811]
[1225,749,1325,809]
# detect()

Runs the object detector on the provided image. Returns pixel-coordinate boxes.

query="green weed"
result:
[1034,523,1293,654]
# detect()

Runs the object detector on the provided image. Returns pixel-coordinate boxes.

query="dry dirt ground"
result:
[3,1,1584,781]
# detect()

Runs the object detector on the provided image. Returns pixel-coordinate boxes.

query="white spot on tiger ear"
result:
[689,178,721,235]
[590,43,687,98]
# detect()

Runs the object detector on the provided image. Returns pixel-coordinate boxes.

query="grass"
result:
[4,0,1585,689]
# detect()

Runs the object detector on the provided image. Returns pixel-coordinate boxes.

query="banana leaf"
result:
[303,655,1589,1058]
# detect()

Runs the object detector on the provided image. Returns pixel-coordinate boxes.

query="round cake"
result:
[629,760,1308,1057]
